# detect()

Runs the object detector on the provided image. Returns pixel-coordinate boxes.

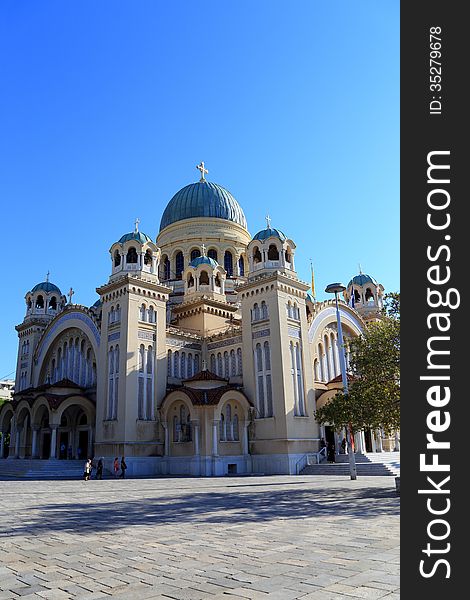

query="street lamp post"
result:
[325,283,357,480]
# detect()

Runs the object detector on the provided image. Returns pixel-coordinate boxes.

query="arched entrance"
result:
[58,405,91,460]
[0,407,14,458]
[16,406,33,458]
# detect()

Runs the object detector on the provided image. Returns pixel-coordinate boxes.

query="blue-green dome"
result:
[118,231,153,244]
[252,227,286,242]
[160,181,247,232]
[190,256,218,269]
[348,273,378,288]
[92,299,102,308]
[31,281,61,294]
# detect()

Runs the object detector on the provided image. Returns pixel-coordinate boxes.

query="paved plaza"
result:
[0,476,400,599]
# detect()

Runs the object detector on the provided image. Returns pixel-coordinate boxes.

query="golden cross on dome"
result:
[135,217,140,233]
[68,287,75,304]
[201,243,207,256]
[266,214,272,228]
[196,161,208,181]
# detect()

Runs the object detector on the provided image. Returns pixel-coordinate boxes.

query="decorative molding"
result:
[36,311,101,361]
[108,332,120,342]
[138,330,156,341]
[167,338,202,350]
[288,327,301,339]
[207,336,242,350]
[252,329,270,339]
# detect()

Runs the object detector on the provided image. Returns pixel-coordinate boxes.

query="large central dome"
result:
[159,180,247,232]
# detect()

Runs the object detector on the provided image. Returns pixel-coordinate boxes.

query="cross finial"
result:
[135,218,140,233]
[196,161,208,182]
[46,270,50,283]
[201,243,207,256]
[358,263,363,274]
[68,287,75,304]
[266,214,272,229]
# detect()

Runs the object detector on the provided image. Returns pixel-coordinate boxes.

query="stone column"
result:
[377,430,383,452]
[87,426,94,459]
[371,431,377,453]
[193,422,200,456]
[212,421,219,456]
[31,426,40,458]
[163,422,169,456]
[394,431,400,451]
[15,426,22,458]
[50,425,58,459]
[242,421,249,456]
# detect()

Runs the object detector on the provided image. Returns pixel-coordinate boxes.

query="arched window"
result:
[233,414,239,441]
[252,303,260,321]
[175,252,184,279]
[116,304,121,321]
[253,246,262,264]
[268,244,279,260]
[210,354,216,372]
[190,248,201,261]
[238,255,245,276]
[144,249,152,266]
[264,341,273,417]
[256,343,264,417]
[200,270,209,285]
[208,248,218,261]
[224,352,229,378]
[36,295,44,309]
[48,296,57,311]
[114,250,121,267]
[139,304,146,321]
[187,353,193,378]
[285,247,292,263]
[167,350,172,377]
[139,345,145,372]
[215,274,221,287]
[261,301,268,319]
[365,287,374,301]
[230,349,236,376]
[217,353,223,376]
[224,250,233,276]
[187,273,195,288]
[237,348,242,375]
[163,255,170,280]
[173,351,180,378]
[148,306,155,323]
[225,404,232,440]
[354,289,361,303]
[126,246,138,264]
[181,352,186,379]
[195,354,200,373]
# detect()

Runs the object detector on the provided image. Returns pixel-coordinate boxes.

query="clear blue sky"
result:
[0,0,399,379]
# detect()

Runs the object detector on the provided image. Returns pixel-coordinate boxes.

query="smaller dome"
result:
[92,299,102,308]
[252,227,287,242]
[347,273,378,288]
[118,231,153,245]
[31,281,62,294]
[189,256,218,269]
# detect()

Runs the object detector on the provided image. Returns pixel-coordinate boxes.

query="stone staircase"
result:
[300,451,400,477]
[0,459,86,479]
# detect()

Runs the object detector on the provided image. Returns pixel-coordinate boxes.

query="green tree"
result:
[315,293,400,435]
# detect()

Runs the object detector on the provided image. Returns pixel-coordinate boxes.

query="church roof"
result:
[252,226,287,242]
[159,180,247,231]
[118,231,153,245]
[347,273,377,288]
[31,281,62,294]
[189,256,219,269]
[183,369,227,382]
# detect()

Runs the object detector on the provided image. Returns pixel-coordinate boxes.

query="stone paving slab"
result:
[0,475,399,598]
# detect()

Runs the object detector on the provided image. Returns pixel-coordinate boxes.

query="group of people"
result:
[83,456,127,480]
[320,437,348,463]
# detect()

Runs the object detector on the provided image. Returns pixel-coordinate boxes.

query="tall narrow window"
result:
[208,248,218,261]
[138,344,145,419]
[126,246,138,264]
[224,251,233,276]
[256,344,265,417]
[167,350,172,377]
[230,349,236,376]
[190,248,201,261]
[146,346,153,420]
[237,348,242,375]
[224,352,229,378]
[175,252,184,279]
[238,255,245,276]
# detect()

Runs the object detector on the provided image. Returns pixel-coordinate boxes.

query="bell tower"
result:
[15,276,66,391]
[94,223,171,464]
[239,223,318,474]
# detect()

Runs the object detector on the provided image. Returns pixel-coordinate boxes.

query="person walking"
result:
[327,442,336,463]
[119,456,127,479]
[96,458,104,480]
[113,457,119,478]
[83,458,91,481]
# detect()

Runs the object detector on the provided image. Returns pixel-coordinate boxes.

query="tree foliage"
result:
[315,293,400,434]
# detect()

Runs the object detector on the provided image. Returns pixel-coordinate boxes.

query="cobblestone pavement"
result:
[0,476,399,599]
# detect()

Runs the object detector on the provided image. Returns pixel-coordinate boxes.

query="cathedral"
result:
[0,164,388,476]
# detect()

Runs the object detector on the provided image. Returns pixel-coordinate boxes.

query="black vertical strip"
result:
[401,2,467,597]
